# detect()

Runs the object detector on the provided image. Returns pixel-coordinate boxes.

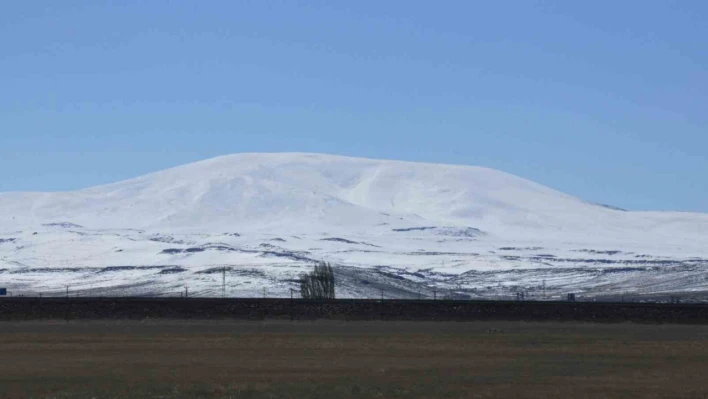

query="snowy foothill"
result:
[1,153,707,298]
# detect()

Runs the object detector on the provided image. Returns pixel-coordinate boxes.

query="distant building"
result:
[0,288,7,296]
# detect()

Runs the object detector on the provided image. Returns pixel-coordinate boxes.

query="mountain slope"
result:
[2,152,707,240]
[1,153,706,298]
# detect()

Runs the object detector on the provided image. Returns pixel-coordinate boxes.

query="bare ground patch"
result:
[1,320,708,398]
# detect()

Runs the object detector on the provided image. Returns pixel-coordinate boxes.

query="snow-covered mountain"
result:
[1,153,707,299]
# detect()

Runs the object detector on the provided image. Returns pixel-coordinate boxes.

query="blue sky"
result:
[1,1,706,212]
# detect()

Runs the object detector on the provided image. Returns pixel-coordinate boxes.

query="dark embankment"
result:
[2,297,708,323]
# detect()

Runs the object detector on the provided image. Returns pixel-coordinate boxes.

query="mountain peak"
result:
[1,153,706,244]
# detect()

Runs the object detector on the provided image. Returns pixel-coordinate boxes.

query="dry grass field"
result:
[2,320,708,398]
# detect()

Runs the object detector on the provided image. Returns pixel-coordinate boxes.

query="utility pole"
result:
[222,267,226,299]
[542,280,546,300]
[433,288,437,300]
[185,286,188,299]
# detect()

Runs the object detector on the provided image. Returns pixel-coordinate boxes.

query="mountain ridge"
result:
[1,153,706,243]
[1,153,707,298]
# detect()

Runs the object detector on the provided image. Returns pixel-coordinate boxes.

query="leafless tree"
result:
[300,261,335,299]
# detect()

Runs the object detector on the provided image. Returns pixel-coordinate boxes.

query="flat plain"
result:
[1,320,708,398]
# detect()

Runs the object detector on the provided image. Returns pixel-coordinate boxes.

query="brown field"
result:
[2,320,708,398]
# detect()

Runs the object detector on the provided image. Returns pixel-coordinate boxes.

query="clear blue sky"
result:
[1,1,706,212]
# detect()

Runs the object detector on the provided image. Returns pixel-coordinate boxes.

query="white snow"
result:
[0,152,706,298]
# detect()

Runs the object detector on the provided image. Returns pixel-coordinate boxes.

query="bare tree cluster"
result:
[300,261,336,299]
